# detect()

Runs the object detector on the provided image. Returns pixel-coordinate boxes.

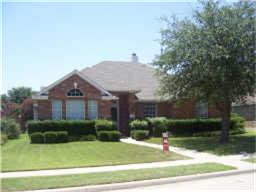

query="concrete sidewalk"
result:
[121,138,256,170]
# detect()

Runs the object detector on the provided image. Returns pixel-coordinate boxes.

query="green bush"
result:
[80,134,96,141]
[97,131,109,141]
[56,131,68,143]
[27,120,96,136]
[131,130,149,141]
[0,118,20,139]
[44,132,57,144]
[108,131,121,142]
[129,120,149,131]
[1,133,8,145]
[146,117,168,137]
[166,116,245,137]
[68,135,81,142]
[30,132,44,144]
[95,120,117,132]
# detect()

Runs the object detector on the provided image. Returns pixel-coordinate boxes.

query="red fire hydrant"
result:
[162,132,169,154]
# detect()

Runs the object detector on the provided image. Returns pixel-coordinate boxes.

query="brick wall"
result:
[135,100,220,119]
[37,74,112,120]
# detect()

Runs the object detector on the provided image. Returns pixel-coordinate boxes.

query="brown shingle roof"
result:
[81,61,161,101]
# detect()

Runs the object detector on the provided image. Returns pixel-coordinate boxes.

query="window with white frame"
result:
[67,89,83,97]
[88,100,98,120]
[195,102,208,118]
[143,103,156,117]
[52,100,62,120]
[66,100,85,120]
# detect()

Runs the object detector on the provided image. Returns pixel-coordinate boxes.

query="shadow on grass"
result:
[170,134,256,155]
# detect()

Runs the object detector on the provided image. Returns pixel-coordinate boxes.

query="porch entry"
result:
[66,100,85,120]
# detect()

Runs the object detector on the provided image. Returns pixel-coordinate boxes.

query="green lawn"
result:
[1,134,187,172]
[147,130,256,156]
[2,163,234,191]
[243,157,256,163]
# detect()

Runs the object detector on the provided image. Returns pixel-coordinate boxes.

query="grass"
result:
[2,163,234,191]
[243,157,256,163]
[147,130,256,156]
[1,134,187,172]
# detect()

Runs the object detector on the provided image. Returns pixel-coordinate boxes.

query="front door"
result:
[66,100,85,120]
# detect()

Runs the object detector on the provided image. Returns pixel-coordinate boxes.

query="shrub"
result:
[1,134,8,145]
[68,135,81,142]
[108,131,121,142]
[166,116,245,137]
[146,117,168,137]
[95,120,117,132]
[129,120,149,131]
[0,118,20,139]
[131,130,149,141]
[30,132,44,144]
[97,131,109,141]
[44,132,57,144]
[56,131,68,143]
[80,134,96,141]
[27,120,96,136]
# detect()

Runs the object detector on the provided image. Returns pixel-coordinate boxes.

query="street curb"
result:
[23,169,255,192]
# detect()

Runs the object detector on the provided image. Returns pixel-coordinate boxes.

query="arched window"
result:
[67,89,83,97]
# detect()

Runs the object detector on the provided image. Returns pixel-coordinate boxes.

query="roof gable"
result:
[38,70,112,96]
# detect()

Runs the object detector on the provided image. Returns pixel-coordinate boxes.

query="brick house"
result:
[32,53,220,135]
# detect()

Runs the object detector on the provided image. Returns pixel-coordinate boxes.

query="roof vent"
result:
[131,53,138,63]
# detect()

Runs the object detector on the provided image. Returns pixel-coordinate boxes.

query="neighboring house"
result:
[32,53,220,135]
[232,96,256,121]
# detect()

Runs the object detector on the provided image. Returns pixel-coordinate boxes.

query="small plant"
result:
[30,132,44,144]
[0,118,20,139]
[131,130,149,141]
[1,133,8,145]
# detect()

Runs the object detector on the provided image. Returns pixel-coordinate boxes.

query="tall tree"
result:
[7,87,32,104]
[154,0,256,143]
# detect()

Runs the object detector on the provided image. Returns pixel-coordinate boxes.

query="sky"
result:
[2,1,199,93]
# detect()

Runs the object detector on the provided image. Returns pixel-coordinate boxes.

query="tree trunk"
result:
[220,99,232,143]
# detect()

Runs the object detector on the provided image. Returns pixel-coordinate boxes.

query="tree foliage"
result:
[154,0,256,142]
[7,87,32,104]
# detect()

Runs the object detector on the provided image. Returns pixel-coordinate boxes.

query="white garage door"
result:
[66,100,85,120]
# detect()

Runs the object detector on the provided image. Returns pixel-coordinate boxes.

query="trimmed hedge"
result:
[44,132,57,144]
[27,120,96,136]
[95,120,117,132]
[131,130,149,141]
[30,132,44,144]
[130,114,245,137]
[56,131,68,143]
[146,117,167,137]
[80,134,96,141]
[129,120,149,131]
[108,131,121,142]
[97,131,121,142]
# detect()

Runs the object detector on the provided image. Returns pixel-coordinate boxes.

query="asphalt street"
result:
[108,172,255,192]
